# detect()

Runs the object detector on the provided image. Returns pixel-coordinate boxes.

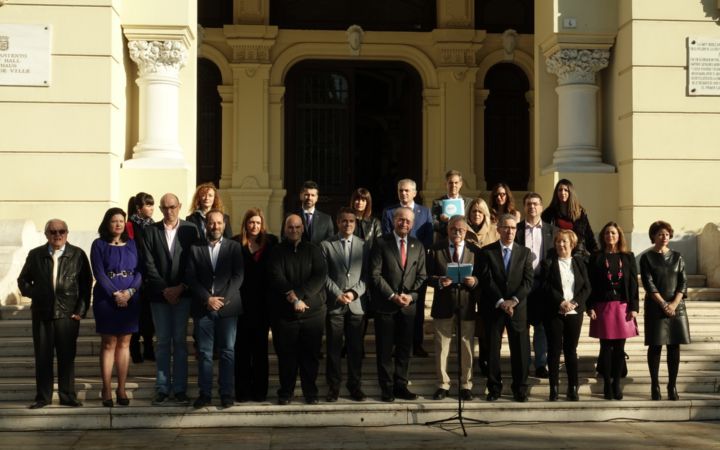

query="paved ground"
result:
[0,421,718,449]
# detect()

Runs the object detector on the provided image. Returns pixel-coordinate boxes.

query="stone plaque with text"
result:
[0,24,51,86]
[688,37,720,96]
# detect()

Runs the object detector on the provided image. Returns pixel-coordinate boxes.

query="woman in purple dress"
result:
[91,207,142,407]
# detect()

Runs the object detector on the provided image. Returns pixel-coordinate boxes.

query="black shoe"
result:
[603,381,613,400]
[535,366,549,379]
[380,390,395,402]
[667,385,679,401]
[349,388,366,402]
[413,346,429,357]
[251,394,267,403]
[60,398,82,407]
[29,400,48,409]
[175,392,190,406]
[613,381,623,400]
[651,383,661,401]
[460,389,474,401]
[513,392,528,402]
[305,396,319,405]
[432,388,449,400]
[393,386,418,400]
[152,392,169,406]
[549,384,559,401]
[193,395,212,409]
[101,398,114,408]
[278,396,293,405]
[486,392,500,402]
[116,390,130,406]
[567,385,579,401]
[326,388,339,403]
[221,396,234,408]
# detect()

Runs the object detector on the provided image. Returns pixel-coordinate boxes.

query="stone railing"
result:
[0,220,42,305]
[698,222,720,288]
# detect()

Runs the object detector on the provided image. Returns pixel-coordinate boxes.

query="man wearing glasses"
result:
[18,219,93,409]
[142,193,200,406]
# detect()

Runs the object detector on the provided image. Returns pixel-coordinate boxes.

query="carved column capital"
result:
[545,48,609,85]
[128,40,188,77]
[439,47,477,66]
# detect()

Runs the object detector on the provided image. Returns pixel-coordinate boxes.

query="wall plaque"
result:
[0,24,51,86]
[688,37,720,96]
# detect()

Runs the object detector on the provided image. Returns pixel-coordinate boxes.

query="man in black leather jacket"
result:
[17,218,92,409]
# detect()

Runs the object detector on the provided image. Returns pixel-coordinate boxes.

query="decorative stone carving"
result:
[502,29,518,60]
[439,48,476,66]
[346,25,364,56]
[128,40,187,76]
[230,43,273,63]
[545,48,609,85]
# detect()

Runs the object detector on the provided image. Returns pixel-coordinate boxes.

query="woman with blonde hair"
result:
[465,197,500,248]
[186,182,233,241]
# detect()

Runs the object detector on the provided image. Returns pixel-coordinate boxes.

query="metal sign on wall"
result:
[0,24,52,87]
[688,36,720,96]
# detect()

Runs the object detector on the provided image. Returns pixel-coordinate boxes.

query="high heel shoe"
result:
[549,384,559,401]
[667,385,679,401]
[567,385,579,401]
[116,389,130,406]
[612,380,623,400]
[651,383,661,401]
[101,388,114,407]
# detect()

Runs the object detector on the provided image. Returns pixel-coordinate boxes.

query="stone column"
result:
[474,89,489,191]
[543,48,614,173]
[125,40,188,168]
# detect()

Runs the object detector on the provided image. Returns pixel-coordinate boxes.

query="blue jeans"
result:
[150,297,190,395]
[195,311,237,399]
[532,323,548,368]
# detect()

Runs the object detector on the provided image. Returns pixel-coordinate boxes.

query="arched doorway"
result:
[484,63,530,191]
[283,60,423,215]
[196,58,223,186]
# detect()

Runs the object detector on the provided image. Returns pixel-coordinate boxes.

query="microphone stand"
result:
[425,278,487,436]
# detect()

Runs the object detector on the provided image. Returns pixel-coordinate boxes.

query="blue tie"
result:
[503,247,511,271]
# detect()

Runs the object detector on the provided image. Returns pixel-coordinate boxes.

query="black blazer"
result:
[587,251,639,313]
[185,238,244,318]
[427,239,480,320]
[370,233,427,315]
[295,209,335,244]
[186,211,233,243]
[430,195,474,238]
[142,220,200,301]
[354,216,383,248]
[539,254,591,319]
[515,220,555,276]
[236,234,278,317]
[479,241,534,330]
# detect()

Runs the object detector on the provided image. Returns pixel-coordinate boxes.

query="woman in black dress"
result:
[233,207,278,402]
[350,188,382,247]
[587,222,639,400]
[540,230,591,401]
[640,221,690,401]
[541,179,597,256]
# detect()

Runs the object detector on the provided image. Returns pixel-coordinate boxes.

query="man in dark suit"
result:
[515,192,555,379]
[431,169,473,241]
[296,180,334,244]
[381,179,433,357]
[427,216,480,401]
[480,214,534,402]
[142,193,200,406]
[17,219,92,409]
[371,206,427,402]
[267,214,328,405]
[321,207,369,402]
[186,210,244,409]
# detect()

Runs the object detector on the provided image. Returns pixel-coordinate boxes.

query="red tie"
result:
[400,239,407,269]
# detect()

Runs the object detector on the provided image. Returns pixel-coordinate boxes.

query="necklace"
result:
[604,254,623,295]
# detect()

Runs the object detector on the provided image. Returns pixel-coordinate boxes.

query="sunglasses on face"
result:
[47,229,67,235]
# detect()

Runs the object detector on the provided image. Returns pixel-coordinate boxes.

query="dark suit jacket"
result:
[587,251,639,312]
[515,220,555,273]
[354,216,382,248]
[515,219,555,324]
[381,204,433,249]
[479,241,534,331]
[370,233,427,315]
[186,238,244,318]
[427,239,480,320]
[431,195,473,239]
[295,209,335,244]
[142,220,200,301]
[539,254,591,319]
[321,235,368,315]
[186,211,233,243]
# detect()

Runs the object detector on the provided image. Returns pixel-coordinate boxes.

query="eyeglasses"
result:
[47,229,67,235]
[498,226,517,230]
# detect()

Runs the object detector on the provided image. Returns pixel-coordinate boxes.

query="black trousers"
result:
[374,308,415,392]
[486,312,529,395]
[545,313,583,387]
[326,310,364,390]
[131,297,155,352]
[235,311,270,401]
[32,316,80,403]
[413,284,428,349]
[271,313,324,399]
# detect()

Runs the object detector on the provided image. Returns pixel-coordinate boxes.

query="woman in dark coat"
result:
[350,188,382,248]
[640,220,690,401]
[540,230,591,401]
[186,182,233,241]
[587,222,639,400]
[541,179,597,256]
[232,207,278,402]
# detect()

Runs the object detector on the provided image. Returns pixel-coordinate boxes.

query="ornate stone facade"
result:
[545,48,609,85]
[128,40,188,76]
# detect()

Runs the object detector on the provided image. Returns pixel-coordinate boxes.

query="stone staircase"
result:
[0,275,718,430]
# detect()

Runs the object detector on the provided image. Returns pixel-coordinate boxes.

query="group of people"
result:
[17,172,691,410]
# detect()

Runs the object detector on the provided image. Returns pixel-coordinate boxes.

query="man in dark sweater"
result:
[267,214,328,405]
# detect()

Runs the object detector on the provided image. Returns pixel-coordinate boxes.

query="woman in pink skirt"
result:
[587,222,639,400]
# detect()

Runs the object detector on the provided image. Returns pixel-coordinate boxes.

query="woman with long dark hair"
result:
[541,179,597,256]
[489,182,521,224]
[350,188,382,248]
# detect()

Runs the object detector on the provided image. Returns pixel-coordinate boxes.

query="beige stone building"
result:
[1,0,720,302]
